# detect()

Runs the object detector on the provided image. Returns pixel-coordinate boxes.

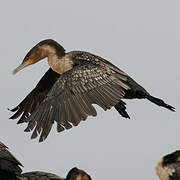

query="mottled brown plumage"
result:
[156,151,180,180]
[10,39,175,142]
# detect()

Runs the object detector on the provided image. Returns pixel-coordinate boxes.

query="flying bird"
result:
[10,39,175,142]
[0,141,91,180]
[156,150,180,180]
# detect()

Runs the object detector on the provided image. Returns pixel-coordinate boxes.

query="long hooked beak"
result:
[12,59,35,75]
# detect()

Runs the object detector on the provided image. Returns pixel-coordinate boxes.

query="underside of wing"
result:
[23,61,130,142]
[9,68,60,124]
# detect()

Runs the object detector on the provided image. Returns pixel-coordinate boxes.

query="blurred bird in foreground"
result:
[0,141,22,180]
[0,141,91,180]
[156,150,180,180]
[10,39,175,142]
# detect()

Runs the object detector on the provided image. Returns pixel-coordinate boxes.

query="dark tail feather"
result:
[114,100,130,119]
[146,94,175,112]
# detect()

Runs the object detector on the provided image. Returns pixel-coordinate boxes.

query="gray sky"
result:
[0,0,179,179]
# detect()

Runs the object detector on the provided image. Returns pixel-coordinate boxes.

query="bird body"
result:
[21,171,62,180]
[0,142,23,180]
[10,39,175,142]
[156,151,180,180]
[0,142,91,180]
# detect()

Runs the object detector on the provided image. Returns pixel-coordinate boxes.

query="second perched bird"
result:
[156,151,180,180]
[10,39,175,142]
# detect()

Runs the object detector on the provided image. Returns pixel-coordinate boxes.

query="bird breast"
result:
[155,158,175,180]
[48,54,74,75]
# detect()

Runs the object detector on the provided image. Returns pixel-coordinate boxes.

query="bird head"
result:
[12,39,65,75]
[66,167,92,180]
[162,150,180,167]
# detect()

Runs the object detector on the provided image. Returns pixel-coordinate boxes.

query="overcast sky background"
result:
[0,0,179,179]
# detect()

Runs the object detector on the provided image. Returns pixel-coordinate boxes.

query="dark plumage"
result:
[21,171,62,180]
[10,39,175,142]
[156,151,180,180]
[22,167,91,180]
[66,167,92,180]
[0,142,23,180]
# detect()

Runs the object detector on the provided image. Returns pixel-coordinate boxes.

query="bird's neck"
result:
[47,53,74,74]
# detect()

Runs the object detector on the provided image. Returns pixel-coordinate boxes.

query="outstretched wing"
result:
[9,68,60,124]
[24,61,130,142]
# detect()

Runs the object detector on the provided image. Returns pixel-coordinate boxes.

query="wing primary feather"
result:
[65,93,78,125]
[25,103,48,134]
[57,98,72,129]
[32,104,50,136]
[23,109,40,132]
[71,94,85,125]
[87,89,106,109]
[17,112,26,124]
[66,94,81,126]
[9,107,23,119]
[57,123,65,132]
[53,102,65,132]
[39,107,54,142]
[82,92,97,116]
[9,106,19,112]
[63,92,73,124]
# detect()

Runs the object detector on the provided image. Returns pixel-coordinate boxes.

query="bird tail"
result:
[145,94,175,112]
[114,100,130,119]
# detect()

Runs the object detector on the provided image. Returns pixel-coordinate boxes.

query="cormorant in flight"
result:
[156,150,180,180]
[0,141,91,180]
[10,39,175,142]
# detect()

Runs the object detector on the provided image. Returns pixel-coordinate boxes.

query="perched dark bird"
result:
[0,142,91,180]
[65,167,92,180]
[10,39,175,142]
[21,171,62,180]
[156,151,180,180]
[0,141,23,180]
[22,167,92,180]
